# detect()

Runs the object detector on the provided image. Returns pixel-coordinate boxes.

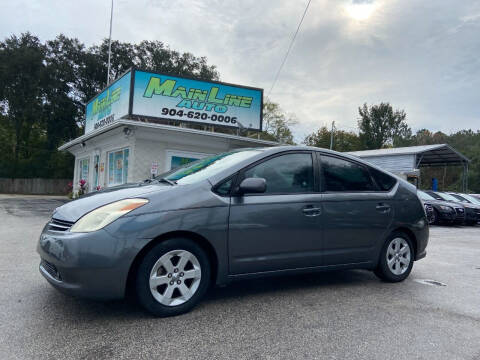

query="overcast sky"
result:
[2,0,479,141]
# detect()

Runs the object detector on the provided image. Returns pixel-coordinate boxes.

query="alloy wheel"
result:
[386,238,411,275]
[149,249,202,306]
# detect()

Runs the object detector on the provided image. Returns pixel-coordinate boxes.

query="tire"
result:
[431,209,438,225]
[136,238,211,317]
[374,232,414,282]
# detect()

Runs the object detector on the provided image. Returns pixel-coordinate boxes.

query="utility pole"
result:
[330,121,335,150]
[107,0,114,85]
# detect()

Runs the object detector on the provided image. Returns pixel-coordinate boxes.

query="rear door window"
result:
[370,168,397,191]
[320,155,376,192]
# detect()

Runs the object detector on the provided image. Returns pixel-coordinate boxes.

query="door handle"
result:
[376,203,391,213]
[302,206,322,217]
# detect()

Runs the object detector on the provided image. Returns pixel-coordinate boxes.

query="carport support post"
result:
[463,162,468,192]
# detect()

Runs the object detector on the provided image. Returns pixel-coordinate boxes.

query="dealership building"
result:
[59,69,275,194]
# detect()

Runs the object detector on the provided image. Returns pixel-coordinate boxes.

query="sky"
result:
[2,0,479,142]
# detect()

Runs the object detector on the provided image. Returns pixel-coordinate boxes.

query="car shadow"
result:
[38,269,376,321]
[205,269,375,304]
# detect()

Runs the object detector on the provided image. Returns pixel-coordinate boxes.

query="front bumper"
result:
[464,208,480,223]
[436,210,455,221]
[36,222,140,300]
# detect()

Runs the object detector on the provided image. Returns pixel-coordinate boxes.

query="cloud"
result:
[1,0,479,141]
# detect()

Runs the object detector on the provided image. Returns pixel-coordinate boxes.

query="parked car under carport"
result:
[426,191,479,225]
[417,190,464,225]
[446,192,480,225]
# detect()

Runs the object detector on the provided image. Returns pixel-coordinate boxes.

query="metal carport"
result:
[348,144,470,191]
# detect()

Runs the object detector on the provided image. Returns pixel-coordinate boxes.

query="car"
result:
[424,190,466,224]
[426,191,478,226]
[446,192,480,225]
[37,146,429,317]
[417,190,462,225]
[416,191,436,224]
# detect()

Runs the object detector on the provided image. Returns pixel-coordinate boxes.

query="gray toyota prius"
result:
[38,146,428,317]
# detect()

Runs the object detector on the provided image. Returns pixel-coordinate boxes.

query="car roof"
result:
[207,145,408,188]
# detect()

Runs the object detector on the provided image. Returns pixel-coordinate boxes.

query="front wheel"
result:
[136,238,211,317]
[374,232,414,282]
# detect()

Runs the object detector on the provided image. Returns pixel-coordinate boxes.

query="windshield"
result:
[437,192,460,202]
[458,193,480,205]
[426,191,445,200]
[417,190,435,201]
[156,149,263,185]
[449,194,469,203]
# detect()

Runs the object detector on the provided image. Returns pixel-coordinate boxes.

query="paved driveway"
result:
[0,195,479,359]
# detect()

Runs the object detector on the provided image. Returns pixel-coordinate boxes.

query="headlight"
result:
[439,205,453,212]
[70,198,149,233]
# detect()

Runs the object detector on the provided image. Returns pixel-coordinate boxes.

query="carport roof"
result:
[348,144,469,166]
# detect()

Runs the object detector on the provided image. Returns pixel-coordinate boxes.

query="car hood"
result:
[460,203,480,210]
[423,199,464,209]
[53,183,171,222]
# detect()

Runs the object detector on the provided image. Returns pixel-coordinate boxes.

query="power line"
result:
[267,0,312,98]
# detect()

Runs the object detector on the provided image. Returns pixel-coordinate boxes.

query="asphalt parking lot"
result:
[0,195,479,360]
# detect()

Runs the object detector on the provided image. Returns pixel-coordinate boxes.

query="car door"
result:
[228,151,323,274]
[319,155,395,266]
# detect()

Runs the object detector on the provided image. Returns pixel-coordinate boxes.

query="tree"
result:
[357,102,411,149]
[0,33,46,177]
[303,126,361,152]
[260,100,297,144]
[0,33,220,179]
[76,40,220,123]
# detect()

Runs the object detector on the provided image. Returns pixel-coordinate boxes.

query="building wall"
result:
[132,127,236,181]
[359,154,416,174]
[67,125,271,194]
[70,127,134,194]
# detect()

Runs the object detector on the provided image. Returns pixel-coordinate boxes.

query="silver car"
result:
[37,146,429,317]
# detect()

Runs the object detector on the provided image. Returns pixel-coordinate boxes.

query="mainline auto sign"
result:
[85,71,131,134]
[84,68,263,135]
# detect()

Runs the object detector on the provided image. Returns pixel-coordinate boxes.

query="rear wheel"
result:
[136,238,211,317]
[375,232,414,282]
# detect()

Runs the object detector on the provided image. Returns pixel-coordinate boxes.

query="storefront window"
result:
[171,155,200,170]
[108,148,129,186]
[78,158,89,182]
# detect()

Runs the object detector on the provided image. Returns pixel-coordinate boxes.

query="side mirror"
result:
[237,177,266,195]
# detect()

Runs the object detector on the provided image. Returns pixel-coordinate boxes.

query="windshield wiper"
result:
[142,178,176,186]
[158,178,176,186]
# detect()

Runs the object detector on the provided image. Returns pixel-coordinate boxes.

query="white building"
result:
[60,120,276,194]
[59,68,276,194]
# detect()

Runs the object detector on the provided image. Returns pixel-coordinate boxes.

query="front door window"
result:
[79,158,89,182]
[108,148,129,186]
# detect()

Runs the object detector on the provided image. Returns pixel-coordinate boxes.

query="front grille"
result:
[48,218,74,232]
[40,259,61,281]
